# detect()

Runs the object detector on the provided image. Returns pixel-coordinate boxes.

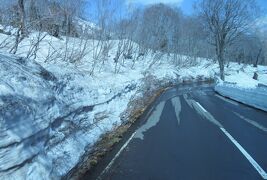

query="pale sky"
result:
[127,0,184,5]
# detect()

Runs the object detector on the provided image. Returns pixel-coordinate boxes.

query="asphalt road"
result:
[85,84,267,180]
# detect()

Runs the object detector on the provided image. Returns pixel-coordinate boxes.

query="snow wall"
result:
[215,83,267,112]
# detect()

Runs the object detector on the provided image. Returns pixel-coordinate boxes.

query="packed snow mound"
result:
[0,54,61,179]
[215,63,267,111]
[215,84,267,112]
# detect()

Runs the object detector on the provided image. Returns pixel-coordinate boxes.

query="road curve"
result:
[84,84,267,180]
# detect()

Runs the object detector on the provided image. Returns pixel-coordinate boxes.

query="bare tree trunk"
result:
[9,27,23,54]
[254,48,262,67]
[18,0,27,37]
[216,38,225,81]
[218,56,225,80]
[10,0,27,54]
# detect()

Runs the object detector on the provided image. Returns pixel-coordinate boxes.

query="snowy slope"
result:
[1,26,266,179]
[223,63,267,88]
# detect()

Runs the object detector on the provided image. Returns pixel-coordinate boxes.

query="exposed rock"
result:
[253,72,258,80]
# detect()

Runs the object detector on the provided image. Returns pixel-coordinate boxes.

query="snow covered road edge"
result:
[215,83,267,112]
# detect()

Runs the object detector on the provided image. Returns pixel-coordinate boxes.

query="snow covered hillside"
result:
[0,22,267,179]
[0,0,266,179]
[0,29,218,179]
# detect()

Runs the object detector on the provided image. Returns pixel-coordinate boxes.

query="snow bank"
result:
[215,83,267,112]
[215,63,267,112]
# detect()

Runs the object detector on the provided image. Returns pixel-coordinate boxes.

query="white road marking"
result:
[100,94,267,179]
[183,95,222,127]
[185,94,267,179]
[144,106,154,120]
[98,131,137,180]
[233,112,267,133]
[220,127,267,179]
[98,101,166,179]
[215,94,239,106]
[171,97,181,125]
[196,102,207,113]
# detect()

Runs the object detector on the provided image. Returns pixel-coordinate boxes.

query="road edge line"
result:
[97,131,137,179]
[220,127,267,179]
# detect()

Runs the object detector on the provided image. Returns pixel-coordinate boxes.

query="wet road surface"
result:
[84,84,267,180]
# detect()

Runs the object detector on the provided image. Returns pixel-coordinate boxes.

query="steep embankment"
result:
[0,22,221,179]
[0,50,217,179]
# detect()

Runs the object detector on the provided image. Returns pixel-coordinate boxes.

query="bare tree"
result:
[18,0,27,36]
[139,4,180,53]
[9,0,27,54]
[88,0,119,74]
[26,31,47,60]
[197,0,257,80]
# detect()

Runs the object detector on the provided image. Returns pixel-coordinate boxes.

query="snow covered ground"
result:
[0,29,218,179]
[215,63,267,111]
[0,26,266,179]
[224,63,267,88]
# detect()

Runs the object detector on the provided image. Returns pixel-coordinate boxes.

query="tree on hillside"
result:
[18,0,27,36]
[9,0,27,54]
[197,0,257,80]
[139,3,180,53]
